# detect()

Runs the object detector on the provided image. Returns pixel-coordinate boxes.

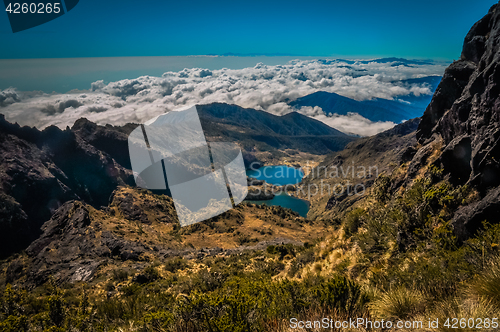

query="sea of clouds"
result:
[0,58,447,136]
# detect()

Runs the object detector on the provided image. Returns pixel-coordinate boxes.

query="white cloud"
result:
[0,58,446,136]
[0,88,21,107]
[314,112,396,136]
[265,103,395,136]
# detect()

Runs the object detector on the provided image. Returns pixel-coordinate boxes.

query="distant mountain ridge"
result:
[288,75,441,123]
[197,102,346,136]
[288,91,419,123]
[311,57,438,66]
[196,103,357,156]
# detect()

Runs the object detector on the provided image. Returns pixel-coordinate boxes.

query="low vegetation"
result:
[1,156,499,332]
[2,166,499,331]
[0,247,368,331]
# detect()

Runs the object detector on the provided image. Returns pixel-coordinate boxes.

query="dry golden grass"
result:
[85,186,328,252]
[467,256,500,307]
[368,288,427,321]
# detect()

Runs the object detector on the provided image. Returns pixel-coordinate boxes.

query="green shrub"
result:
[171,274,367,331]
[343,208,365,237]
[164,257,188,273]
[266,244,297,260]
[144,310,175,331]
[144,265,161,282]
[311,274,366,315]
[47,288,65,327]
[1,284,23,317]
[186,268,227,293]
[0,315,28,332]
[431,297,500,332]
[112,269,129,282]
[373,175,392,203]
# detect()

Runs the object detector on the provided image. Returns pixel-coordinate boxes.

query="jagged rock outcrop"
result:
[23,200,151,286]
[415,2,500,239]
[109,187,177,224]
[19,187,179,286]
[0,116,135,257]
[71,118,138,169]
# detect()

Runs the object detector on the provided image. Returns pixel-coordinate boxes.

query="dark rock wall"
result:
[0,116,135,257]
[415,3,500,239]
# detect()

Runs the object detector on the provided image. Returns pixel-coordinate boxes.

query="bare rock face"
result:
[71,118,138,170]
[24,201,103,286]
[25,201,93,260]
[417,3,500,191]
[417,61,476,142]
[23,198,161,286]
[415,3,500,239]
[0,193,30,254]
[452,187,500,240]
[0,115,135,257]
[109,187,177,224]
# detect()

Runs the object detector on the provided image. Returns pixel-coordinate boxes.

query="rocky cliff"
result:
[415,3,500,239]
[0,116,135,256]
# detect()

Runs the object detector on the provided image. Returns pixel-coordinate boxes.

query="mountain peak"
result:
[288,89,430,123]
[196,102,347,137]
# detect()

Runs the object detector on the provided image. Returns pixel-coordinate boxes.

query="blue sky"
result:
[0,0,496,59]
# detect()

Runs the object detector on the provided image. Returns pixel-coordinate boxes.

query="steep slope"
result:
[303,3,500,239]
[414,2,500,239]
[300,118,420,220]
[7,186,326,286]
[286,8,500,323]
[302,1,500,280]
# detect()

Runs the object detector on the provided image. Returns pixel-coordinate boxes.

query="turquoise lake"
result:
[246,165,304,186]
[245,165,309,217]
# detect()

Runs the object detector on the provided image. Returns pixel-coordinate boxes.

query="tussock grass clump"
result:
[468,257,500,307]
[369,288,427,320]
[428,298,500,332]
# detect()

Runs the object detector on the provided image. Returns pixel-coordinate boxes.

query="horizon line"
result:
[0,54,454,62]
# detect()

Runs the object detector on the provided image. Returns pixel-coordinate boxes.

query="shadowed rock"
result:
[413,3,500,238]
